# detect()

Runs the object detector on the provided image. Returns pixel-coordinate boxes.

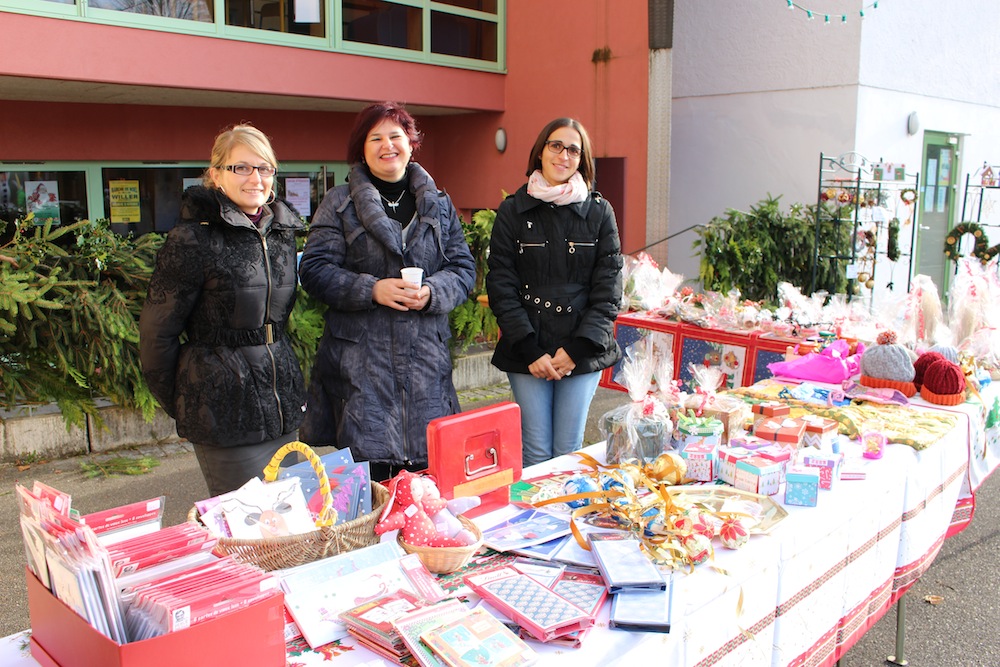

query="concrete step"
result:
[0,349,510,463]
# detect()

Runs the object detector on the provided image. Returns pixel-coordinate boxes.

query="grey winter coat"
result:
[487,185,623,375]
[139,186,306,448]
[297,163,475,467]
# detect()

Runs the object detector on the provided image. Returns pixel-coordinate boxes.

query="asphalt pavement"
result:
[2,385,998,665]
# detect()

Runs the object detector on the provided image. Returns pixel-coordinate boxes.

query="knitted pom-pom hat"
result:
[919,359,967,405]
[928,343,959,364]
[912,351,945,390]
[859,331,916,397]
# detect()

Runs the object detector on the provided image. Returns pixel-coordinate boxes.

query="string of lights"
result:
[785,1,881,24]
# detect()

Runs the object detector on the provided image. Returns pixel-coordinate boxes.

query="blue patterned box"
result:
[784,465,820,507]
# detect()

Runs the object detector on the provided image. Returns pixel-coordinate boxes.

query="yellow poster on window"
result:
[109,180,141,223]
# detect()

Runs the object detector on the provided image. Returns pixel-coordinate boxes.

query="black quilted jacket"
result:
[139,186,306,447]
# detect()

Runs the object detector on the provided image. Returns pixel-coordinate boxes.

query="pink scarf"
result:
[527,170,589,206]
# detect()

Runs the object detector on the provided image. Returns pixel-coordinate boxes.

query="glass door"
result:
[915,132,963,298]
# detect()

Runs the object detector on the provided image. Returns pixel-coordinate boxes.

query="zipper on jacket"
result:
[259,232,284,435]
[566,240,597,254]
[518,241,547,254]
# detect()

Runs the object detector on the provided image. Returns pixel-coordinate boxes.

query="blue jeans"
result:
[507,370,602,467]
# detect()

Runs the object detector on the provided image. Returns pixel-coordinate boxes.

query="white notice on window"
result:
[284,178,312,217]
[295,0,320,23]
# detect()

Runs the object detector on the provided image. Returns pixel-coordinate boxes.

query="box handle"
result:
[465,447,498,476]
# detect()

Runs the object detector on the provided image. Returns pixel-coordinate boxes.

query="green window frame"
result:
[0,0,505,72]
[0,161,347,237]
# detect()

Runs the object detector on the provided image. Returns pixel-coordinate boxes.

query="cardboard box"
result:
[700,401,749,444]
[757,444,794,483]
[729,433,770,450]
[717,446,754,486]
[784,466,820,507]
[674,414,724,452]
[750,401,790,418]
[799,415,840,449]
[753,417,807,448]
[26,568,286,667]
[734,456,783,496]
[802,452,843,490]
[427,401,523,517]
[679,440,718,482]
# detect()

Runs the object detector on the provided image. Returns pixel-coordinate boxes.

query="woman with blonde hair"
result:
[140,123,306,496]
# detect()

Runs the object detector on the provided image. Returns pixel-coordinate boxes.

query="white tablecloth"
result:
[4,386,998,667]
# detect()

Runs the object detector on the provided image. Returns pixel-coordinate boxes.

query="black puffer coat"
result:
[139,186,306,448]
[297,163,475,467]
[487,185,623,374]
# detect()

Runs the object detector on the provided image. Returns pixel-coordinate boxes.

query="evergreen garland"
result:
[887,218,901,262]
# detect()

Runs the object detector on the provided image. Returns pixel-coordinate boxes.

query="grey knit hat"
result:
[928,343,960,364]
[859,330,916,396]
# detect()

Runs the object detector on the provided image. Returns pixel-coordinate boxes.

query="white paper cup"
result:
[401,267,424,287]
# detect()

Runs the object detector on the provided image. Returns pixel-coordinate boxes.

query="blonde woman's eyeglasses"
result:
[224,164,276,177]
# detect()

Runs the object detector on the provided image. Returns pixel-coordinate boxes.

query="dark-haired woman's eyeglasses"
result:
[544,140,583,158]
[225,164,276,177]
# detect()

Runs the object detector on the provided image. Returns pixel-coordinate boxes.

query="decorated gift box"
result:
[673,413,724,452]
[699,397,751,444]
[757,444,794,483]
[751,401,790,418]
[717,446,754,486]
[799,414,840,450]
[679,440,718,482]
[802,452,843,490]
[784,465,820,507]
[734,456,783,496]
[729,433,771,451]
[753,417,807,449]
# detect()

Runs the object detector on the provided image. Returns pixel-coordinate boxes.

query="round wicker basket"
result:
[187,441,389,571]
[396,515,484,574]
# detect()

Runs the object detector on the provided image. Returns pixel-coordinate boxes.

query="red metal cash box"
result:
[426,402,522,518]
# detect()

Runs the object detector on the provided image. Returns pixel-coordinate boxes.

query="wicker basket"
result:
[187,441,389,571]
[396,515,484,574]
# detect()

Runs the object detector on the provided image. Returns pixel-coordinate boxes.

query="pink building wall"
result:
[0,2,648,245]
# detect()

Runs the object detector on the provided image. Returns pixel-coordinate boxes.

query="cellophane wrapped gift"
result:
[621,252,678,312]
[682,365,749,444]
[600,348,673,466]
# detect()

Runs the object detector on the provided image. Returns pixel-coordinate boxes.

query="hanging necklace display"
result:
[380,190,404,212]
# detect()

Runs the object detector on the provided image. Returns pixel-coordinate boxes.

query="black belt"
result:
[189,322,284,347]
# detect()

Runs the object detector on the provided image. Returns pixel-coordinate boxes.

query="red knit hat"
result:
[913,351,945,390]
[919,359,967,405]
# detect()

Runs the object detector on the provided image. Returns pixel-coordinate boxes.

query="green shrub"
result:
[693,195,850,305]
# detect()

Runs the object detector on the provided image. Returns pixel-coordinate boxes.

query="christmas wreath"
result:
[900,188,917,204]
[944,222,991,261]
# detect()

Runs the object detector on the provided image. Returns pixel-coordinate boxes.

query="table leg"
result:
[886,593,909,666]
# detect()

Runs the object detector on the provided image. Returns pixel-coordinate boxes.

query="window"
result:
[342,0,422,51]
[431,10,496,61]
[225,0,326,37]
[88,0,213,22]
[0,169,88,233]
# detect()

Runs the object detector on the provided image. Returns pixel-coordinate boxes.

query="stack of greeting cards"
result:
[462,566,595,642]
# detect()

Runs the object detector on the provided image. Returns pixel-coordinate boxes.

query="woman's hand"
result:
[528,350,575,381]
[372,278,430,311]
[551,348,576,379]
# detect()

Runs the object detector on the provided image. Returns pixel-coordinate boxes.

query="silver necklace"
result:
[380,191,404,212]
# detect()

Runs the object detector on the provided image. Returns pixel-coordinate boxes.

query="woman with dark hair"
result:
[298,101,475,482]
[486,117,623,466]
[139,124,306,496]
